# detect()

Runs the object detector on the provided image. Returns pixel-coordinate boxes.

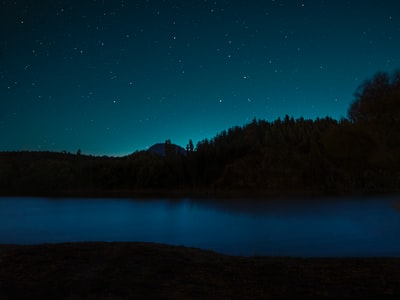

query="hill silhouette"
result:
[148,141,186,157]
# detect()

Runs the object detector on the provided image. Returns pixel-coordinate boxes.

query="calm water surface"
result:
[1,196,400,257]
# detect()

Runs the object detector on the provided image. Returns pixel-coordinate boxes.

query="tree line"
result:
[1,70,399,196]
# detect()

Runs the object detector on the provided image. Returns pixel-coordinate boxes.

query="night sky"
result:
[1,0,399,156]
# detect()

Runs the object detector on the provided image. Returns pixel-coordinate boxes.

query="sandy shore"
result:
[1,242,399,299]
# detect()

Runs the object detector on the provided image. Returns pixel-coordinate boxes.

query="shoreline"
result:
[2,187,399,200]
[1,242,400,299]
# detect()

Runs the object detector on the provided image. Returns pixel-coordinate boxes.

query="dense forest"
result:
[1,71,400,197]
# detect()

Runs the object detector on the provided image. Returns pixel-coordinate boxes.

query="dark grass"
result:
[1,242,400,299]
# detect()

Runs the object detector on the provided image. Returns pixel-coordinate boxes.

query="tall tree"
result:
[348,70,400,123]
[186,139,194,152]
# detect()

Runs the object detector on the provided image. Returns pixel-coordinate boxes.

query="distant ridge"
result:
[148,142,186,157]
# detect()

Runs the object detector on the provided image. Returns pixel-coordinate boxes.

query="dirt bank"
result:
[1,242,399,299]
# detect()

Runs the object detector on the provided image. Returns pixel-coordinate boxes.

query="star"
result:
[0,0,398,156]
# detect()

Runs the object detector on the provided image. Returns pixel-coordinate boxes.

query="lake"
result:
[1,196,400,257]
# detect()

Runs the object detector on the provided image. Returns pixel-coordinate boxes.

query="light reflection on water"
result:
[0,196,399,257]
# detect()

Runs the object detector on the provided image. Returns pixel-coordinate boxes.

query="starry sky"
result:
[1,0,399,156]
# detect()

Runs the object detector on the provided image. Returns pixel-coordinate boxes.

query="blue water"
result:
[1,196,400,257]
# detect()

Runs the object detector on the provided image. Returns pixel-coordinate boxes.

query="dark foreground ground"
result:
[1,243,399,299]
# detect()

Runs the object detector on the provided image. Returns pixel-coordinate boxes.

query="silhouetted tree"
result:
[186,139,194,152]
[164,139,176,157]
[348,70,400,153]
[348,70,400,123]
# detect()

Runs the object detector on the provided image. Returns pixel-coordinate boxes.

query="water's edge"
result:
[1,196,400,257]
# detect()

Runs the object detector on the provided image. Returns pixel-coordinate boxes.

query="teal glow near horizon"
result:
[1,0,399,156]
